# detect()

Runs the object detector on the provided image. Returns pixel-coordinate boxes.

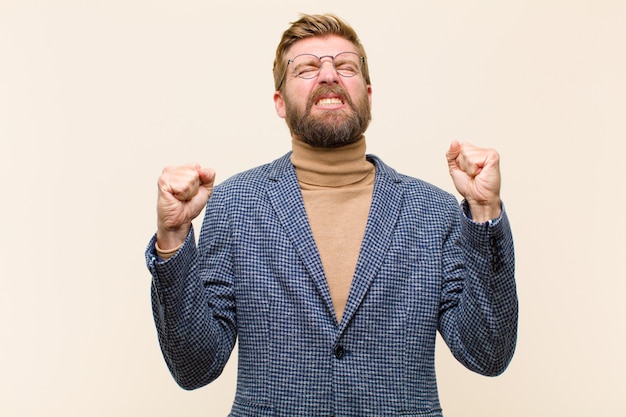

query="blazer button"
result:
[334,345,345,359]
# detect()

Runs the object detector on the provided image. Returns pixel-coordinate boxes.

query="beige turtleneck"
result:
[290,137,375,323]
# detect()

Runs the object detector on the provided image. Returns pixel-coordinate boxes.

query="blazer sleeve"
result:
[438,200,518,376]
[145,189,237,390]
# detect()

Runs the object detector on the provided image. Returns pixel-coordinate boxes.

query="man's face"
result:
[273,35,372,148]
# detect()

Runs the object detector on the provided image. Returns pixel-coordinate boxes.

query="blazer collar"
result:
[267,154,336,320]
[339,155,403,333]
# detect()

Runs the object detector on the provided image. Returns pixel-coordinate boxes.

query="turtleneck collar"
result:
[290,136,374,187]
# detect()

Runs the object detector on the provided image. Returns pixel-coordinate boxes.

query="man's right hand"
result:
[156,163,216,250]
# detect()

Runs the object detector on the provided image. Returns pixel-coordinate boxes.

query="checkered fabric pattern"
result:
[146,153,518,417]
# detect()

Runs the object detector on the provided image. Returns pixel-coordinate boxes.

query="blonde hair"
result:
[273,14,371,91]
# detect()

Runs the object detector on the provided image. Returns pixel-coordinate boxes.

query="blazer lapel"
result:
[266,154,336,319]
[338,157,404,333]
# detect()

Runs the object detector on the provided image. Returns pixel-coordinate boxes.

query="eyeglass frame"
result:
[276,52,366,90]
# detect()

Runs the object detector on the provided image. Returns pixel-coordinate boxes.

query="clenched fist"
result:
[446,141,502,222]
[156,163,215,250]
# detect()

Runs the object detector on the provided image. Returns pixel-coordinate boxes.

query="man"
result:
[146,13,518,417]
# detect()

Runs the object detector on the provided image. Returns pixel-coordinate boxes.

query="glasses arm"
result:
[276,59,293,91]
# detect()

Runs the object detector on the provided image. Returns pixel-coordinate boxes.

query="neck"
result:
[290,136,373,187]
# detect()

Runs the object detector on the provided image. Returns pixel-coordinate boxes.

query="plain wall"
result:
[1,1,624,416]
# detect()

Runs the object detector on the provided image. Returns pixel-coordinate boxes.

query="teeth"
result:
[316,97,343,106]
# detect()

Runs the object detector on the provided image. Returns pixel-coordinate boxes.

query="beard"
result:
[284,85,371,148]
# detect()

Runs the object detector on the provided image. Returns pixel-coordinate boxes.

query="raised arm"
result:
[147,164,237,390]
[439,141,517,376]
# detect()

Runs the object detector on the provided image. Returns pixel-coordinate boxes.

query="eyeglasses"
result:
[277,52,365,90]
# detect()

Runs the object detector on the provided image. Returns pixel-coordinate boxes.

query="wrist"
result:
[466,199,502,223]
[156,223,191,250]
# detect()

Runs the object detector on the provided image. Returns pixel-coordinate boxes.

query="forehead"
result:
[287,35,358,58]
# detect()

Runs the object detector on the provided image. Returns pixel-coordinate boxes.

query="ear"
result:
[273,91,286,119]
[367,84,372,107]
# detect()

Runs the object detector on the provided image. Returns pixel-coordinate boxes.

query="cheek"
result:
[347,81,370,100]
[283,89,307,112]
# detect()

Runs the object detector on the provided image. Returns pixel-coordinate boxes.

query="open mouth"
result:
[316,97,344,105]
[314,96,346,108]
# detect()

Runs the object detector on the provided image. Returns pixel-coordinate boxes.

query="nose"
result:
[317,57,339,84]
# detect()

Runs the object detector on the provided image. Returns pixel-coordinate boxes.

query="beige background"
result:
[1,1,625,416]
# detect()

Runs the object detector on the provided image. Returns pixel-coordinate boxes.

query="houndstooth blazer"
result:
[146,152,518,417]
